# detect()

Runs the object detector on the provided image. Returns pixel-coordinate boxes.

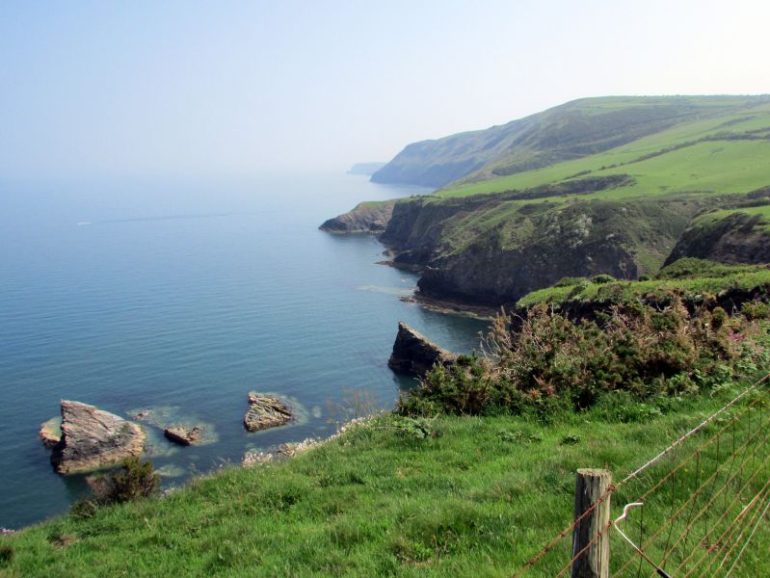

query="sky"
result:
[1,0,769,179]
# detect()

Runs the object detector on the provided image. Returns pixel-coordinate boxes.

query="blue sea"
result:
[0,173,486,528]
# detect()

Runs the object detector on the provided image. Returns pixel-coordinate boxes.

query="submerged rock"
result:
[39,417,62,448]
[50,400,146,475]
[244,393,294,432]
[388,321,458,377]
[163,426,203,446]
[127,405,218,447]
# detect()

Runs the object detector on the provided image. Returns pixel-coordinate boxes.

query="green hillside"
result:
[372,95,770,189]
[441,99,770,198]
[324,96,770,309]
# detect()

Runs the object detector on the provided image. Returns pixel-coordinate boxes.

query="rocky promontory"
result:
[50,401,146,475]
[319,201,395,234]
[388,322,458,377]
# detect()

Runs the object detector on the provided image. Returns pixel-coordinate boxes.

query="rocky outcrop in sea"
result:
[243,392,294,432]
[163,426,203,446]
[50,400,146,475]
[388,321,458,377]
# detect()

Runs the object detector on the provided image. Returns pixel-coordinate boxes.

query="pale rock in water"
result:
[243,393,294,432]
[163,426,203,446]
[50,400,146,475]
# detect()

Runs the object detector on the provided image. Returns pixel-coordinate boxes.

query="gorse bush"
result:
[80,457,160,510]
[399,295,766,417]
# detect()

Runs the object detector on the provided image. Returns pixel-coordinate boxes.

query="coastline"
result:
[400,292,497,321]
[375,254,498,321]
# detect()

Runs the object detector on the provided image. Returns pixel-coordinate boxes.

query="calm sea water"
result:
[0,173,486,528]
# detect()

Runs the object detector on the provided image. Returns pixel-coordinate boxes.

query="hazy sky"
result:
[1,0,769,179]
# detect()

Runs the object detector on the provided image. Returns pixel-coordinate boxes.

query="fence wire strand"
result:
[508,373,770,578]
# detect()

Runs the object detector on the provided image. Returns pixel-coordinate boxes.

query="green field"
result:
[2,388,769,577]
[441,102,770,200]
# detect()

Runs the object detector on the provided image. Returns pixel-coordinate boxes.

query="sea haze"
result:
[0,173,486,528]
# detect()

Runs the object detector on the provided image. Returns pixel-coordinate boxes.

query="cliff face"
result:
[325,95,770,308]
[378,196,699,307]
[417,232,638,307]
[319,201,395,234]
[665,210,770,266]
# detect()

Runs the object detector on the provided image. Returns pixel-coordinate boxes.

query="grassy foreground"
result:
[2,387,769,577]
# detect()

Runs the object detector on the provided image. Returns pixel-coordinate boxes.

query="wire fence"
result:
[511,374,770,578]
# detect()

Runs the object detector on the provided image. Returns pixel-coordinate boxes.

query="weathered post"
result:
[571,468,612,578]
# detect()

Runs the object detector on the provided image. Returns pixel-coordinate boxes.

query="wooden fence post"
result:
[571,468,611,578]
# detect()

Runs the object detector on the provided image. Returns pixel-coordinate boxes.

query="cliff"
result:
[319,201,396,234]
[665,207,770,266]
[324,95,770,309]
[379,194,701,307]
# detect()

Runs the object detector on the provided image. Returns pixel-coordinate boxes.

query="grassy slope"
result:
[441,101,770,199]
[2,389,769,577]
[516,261,770,309]
[372,96,768,189]
[374,100,770,288]
[697,204,770,233]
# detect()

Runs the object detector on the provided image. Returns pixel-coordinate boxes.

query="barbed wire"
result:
[723,487,770,578]
[619,376,767,486]
[705,479,770,578]
[611,424,770,576]
[680,475,770,578]
[508,372,770,578]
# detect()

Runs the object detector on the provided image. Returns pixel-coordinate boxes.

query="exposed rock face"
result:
[665,211,770,266]
[50,401,146,475]
[388,322,458,377]
[382,197,699,308]
[244,393,294,432]
[319,201,396,234]
[39,417,62,448]
[163,426,203,446]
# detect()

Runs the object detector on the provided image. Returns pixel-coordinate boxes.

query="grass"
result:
[516,261,770,309]
[694,204,770,233]
[2,387,769,577]
[440,102,770,199]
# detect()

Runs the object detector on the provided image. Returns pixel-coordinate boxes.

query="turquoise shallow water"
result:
[0,173,486,528]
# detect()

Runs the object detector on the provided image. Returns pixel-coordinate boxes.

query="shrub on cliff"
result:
[80,457,160,509]
[399,297,767,417]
